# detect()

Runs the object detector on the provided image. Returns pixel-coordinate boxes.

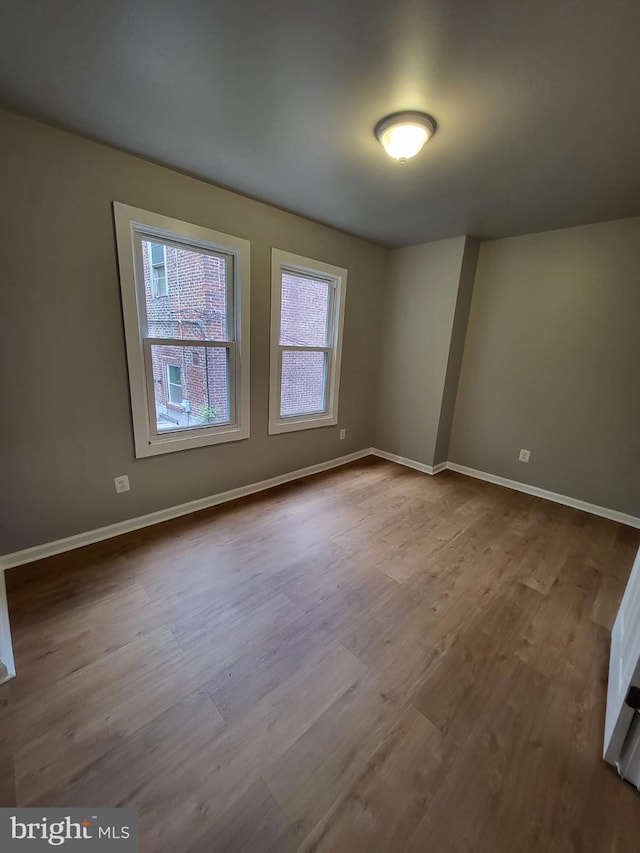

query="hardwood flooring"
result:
[2,458,639,851]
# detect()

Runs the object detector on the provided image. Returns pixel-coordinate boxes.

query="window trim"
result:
[269,248,347,435]
[113,202,250,457]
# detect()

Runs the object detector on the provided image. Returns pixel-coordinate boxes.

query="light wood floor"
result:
[2,459,639,851]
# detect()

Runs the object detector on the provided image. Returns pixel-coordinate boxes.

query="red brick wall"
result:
[142,242,229,428]
[142,245,331,427]
[279,272,331,416]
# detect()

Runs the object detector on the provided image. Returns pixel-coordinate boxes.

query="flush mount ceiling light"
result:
[374,111,436,163]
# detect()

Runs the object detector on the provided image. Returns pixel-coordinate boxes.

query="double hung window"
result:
[269,249,347,434]
[113,203,250,457]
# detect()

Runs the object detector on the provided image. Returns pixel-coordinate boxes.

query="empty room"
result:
[1,0,640,850]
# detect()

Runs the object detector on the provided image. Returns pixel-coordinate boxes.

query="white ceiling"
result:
[1,0,639,247]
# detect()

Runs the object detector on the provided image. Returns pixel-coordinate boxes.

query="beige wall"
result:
[375,236,476,467]
[0,109,388,554]
[449,217,640,517]
[2,106,638,558]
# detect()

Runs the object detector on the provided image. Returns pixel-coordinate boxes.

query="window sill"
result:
[135,423,249,457]
[268,413,337,435]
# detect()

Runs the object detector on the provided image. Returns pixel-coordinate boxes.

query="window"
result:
[269,249,347,434]
[149,242,168,297]
[113,202,250,457]
[166,364,182,406]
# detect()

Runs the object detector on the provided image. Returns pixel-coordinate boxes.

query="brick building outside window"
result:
[142,242,331,431]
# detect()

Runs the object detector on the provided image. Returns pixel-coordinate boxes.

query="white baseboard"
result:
[369,449,639,528]
[446,462,640,529]
[3,447,638,575]
[0,449,372,572]
[370,448,443,475]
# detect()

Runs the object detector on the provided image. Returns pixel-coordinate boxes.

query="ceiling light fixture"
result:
[374,111,436,163]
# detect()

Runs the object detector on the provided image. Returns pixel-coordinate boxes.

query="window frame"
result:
[269,248,347,435]
[113,202,250,457]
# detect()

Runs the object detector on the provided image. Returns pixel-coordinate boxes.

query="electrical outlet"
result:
[114,474,130,493]
[518,449,531,463]
[339,428,346,440]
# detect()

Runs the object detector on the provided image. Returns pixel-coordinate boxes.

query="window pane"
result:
[167,381,182,405]
[150,344,231,433]
[152,265,167,297]
[142,240,230,341]
[150,242,165,265]
[279,272,330,346]
[280,350,326,417]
